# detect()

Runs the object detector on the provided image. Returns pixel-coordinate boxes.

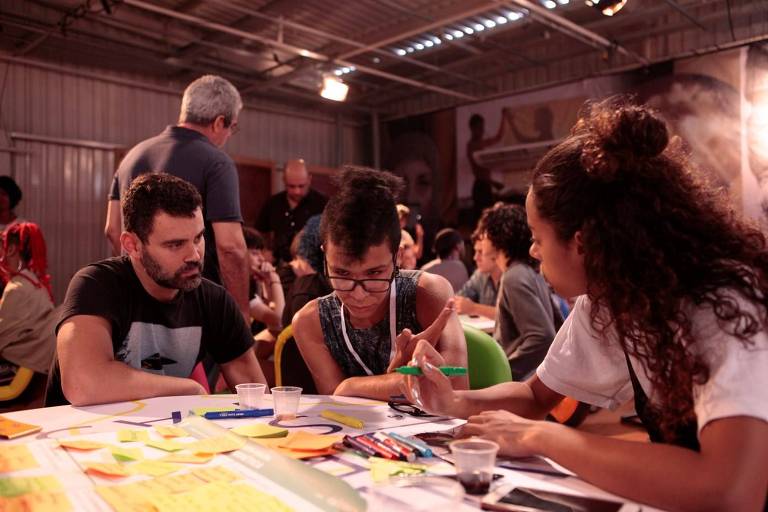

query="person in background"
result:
[256,159,327,266]
[455,225,501,321]
[420,228,469,293]
[405,98,768,512]
[293,167,467,401]
[243,227,284,337]
[396,204,424,262]
[0,223,56,401]
[53,174,265,406]
[398,241,418,271]
[106,75,250,321]
[479,204,563,379]
[0,176,23,232]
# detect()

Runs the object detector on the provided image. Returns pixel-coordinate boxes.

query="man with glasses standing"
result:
[105,75,250,321]
[292,167,467,401]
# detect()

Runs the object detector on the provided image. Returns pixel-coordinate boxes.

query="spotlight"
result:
[585,0,628,16]
[320,75,349,102]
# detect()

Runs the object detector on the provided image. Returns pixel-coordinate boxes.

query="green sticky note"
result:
[117,429,150,443]
[110,445,143,462]
[0,476,61,497]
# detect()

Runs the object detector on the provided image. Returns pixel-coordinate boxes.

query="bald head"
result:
[284,159,311,205]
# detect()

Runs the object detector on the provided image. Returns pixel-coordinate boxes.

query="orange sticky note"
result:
[0,445,38,473]
[278,431,342,451]
[83,462,131,478]
[0,416,41,439]
[58,439,107,451]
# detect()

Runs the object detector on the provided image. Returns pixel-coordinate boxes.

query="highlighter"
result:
[395,366,467,377]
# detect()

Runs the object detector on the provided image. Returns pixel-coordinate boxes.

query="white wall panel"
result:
[0,60,366,303]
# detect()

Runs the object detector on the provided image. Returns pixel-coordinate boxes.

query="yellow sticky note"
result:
[152,473,204,493]
[116,429,150,443]
[149,481,292,512]
[128,460,182,477]
[0,445,38,473]
[1,491,72,511]
[186,435,246,454]
[278,430,342,451]
[83,463,131,478]
[160,452,214,464]
[96,484,157,512]
[154,425,188,438]
[369,457,427,482]
[0,476,61,497]
[58,439,107,451]
[231,423,288,438]
[190,466,241,483]
[109,445,143,462]
[144,439,185,452]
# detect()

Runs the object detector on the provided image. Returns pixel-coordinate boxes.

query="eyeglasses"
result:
[324,260,398,293]
[387,400,437,418]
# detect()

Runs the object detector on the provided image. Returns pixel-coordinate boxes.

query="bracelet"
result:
[270,280,281,285]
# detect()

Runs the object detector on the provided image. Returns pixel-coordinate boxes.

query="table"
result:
[458,314,495,333]
[0,394,659,511]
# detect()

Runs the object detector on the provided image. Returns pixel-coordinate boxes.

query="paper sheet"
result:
[0,445,38,472]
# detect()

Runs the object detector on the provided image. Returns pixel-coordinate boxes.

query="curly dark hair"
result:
[531,96,768,439]
[242,227,266,251]
[320,166,403,261]
[482,204,537,268]
[123,173,202,242]
[0,176,22,210]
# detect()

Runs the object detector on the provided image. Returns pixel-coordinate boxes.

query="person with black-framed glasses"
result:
[292,167,468,401]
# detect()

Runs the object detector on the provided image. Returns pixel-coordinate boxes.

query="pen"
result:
[342,435,377,458]
[363,434,404,460]
[355,435,398,460]
[203,409,274,419]
[387,432,433,458]
[373,432,416,462]
[394,366,467,377]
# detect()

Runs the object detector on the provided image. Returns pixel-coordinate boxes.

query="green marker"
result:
[395,366,467,377]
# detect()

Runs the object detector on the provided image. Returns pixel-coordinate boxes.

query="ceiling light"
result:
[444,33,454,40]
[543,0,557,8]
[320,75,348,102]
[424,40,434,47]
[496,16,508,24]
[333,69,343,76]
[474,23,485,31]
[483,19,496,28]
[557,0,569,3]
[506,11,523,21]
[414,42,424,50]
[341,67,350,74]
[453,30,464,38]
[394,48,406,56]
[406,46,415,53]
[462,26,474,35]
[431,36,442,44]
[586,0,628,16]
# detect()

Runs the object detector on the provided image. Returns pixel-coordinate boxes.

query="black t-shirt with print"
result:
[46,256,253,405]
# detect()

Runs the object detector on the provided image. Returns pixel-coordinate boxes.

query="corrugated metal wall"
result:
[0,60,366,303]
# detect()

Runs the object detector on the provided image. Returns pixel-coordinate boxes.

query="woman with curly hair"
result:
[404,97,768,511]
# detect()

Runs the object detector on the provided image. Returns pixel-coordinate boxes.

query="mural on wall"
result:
[456,47,768,228]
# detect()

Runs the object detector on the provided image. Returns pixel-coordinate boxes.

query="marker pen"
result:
[387,432,433,457]
[373,432,416,462]
[203,409,274,419]
[355,435,398,460]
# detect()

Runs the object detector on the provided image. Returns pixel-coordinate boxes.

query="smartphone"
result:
[481,486,639,512]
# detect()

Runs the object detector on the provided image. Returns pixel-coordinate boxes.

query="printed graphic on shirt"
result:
[115,322,201,378]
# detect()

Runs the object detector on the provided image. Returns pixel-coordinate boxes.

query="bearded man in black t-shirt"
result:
[51,173,265,406]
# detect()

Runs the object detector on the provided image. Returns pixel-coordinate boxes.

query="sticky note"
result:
[148,481,292,512]
[128,460,182,477]
[369,457,427,482]
[278,430,342,451]
[321,410,365,429]
[0,476,61,497]
[0,445,38,472]
[190,466,240,483]
[160,452,214,464]
[83,463,131,478]
[189,407,237,416]
[109,445,143,462]
[230,424,288,438]
[117,429,150,443]
[57,439,107,451]
[185,435,246,454]
[0,491,72,511]
[154,425,188,438]
[0,415,41,439]
[144,439,185,452]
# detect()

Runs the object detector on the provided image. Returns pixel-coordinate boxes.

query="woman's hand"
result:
[387,298,455,372]
[399,339,463,416]
[459,409,553,458]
